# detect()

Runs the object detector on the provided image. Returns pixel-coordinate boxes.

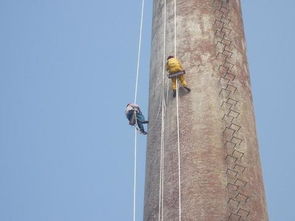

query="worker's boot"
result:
[140,130,148,135]
[184,86,191,92]
[173,90,176,97]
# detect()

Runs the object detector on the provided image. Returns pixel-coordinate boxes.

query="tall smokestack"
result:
[144,0,268,220]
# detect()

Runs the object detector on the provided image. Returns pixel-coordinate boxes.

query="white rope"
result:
[176,82,182,221]
[133,128,137,221]
[134,0,145,105]
[158,0,167,220]
[132,0,145,220]
[174,0,182,220]
[174,0,177,57]
[158,0,181,220]
[158,99,165,221]
[158,0,182,220]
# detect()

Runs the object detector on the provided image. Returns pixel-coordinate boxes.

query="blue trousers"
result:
[127,110,145,132]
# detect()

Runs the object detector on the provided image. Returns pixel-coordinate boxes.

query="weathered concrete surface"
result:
[144,0,268,220]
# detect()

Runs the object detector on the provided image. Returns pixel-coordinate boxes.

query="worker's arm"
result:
[178,60,184,70]
[131,104,140,112]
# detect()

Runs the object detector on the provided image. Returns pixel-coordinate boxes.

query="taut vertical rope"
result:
[158,0,167,220]
[134,0,145,104]
[132,0,145,220]
[174,0,182,220]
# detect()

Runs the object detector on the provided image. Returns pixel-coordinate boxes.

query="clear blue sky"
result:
[0,0,294,220]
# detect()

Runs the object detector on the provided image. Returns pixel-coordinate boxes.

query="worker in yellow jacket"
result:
[166,56,191,97]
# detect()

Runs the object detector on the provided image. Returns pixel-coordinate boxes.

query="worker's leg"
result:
[171,77,177,97]
[136,112,147,134]
[136,111,145,122]
[179,75,191,92]
[171,77,177,90]
[137,111,148,124]
[178,75,187,87]
[137,121,147,135]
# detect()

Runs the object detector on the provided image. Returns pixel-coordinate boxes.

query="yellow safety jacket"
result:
[166,58,183,74]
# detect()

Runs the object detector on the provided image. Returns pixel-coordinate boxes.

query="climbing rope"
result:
[158,0,167,220]
[132,0,145,220]
[132,128,138,221]
[158,0,182,220]
[134,0,145,105]
[174,0,182,219]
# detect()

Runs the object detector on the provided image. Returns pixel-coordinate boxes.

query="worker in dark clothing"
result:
[166,56,191,97]
[125,103,148,135]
